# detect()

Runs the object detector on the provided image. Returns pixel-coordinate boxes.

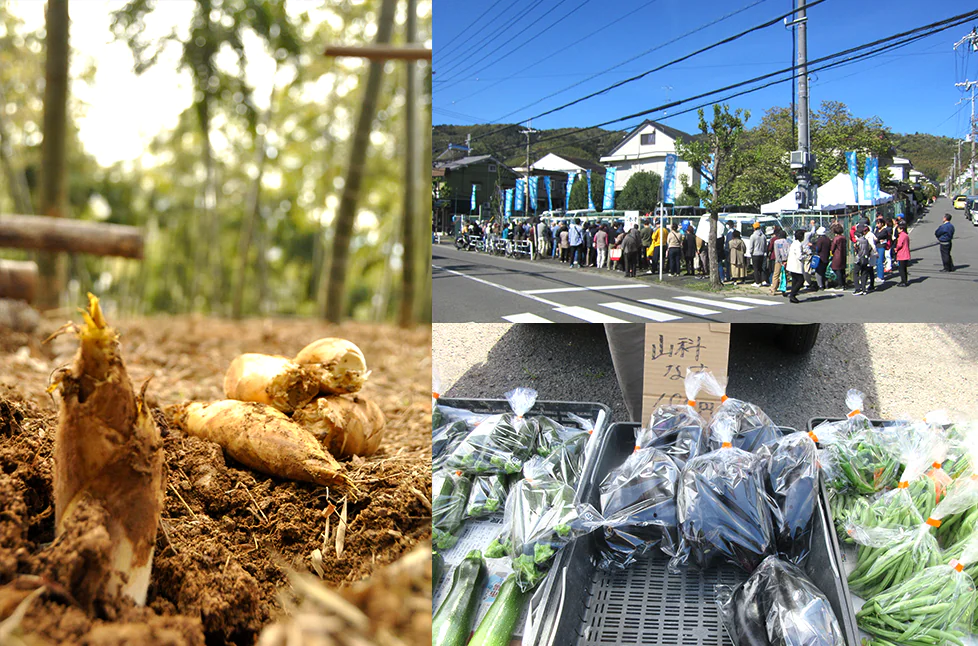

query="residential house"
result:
[530,152,605,176]
[887,156,913,182]
[599,120,702,200]
[432,147,519,227]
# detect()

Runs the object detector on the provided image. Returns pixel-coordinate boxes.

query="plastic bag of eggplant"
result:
[716,556,845,646]
[698,371,783,453]
[758,433,819,565]
[446,387,540,475]
[582,445,681,570]
[634,370,711,468]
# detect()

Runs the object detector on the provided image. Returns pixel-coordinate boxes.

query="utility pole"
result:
[788,0,814,208]
[465,132,471,153]
[954,28,978,195]
[521,121,536,221]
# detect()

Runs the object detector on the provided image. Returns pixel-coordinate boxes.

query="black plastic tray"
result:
[524,422,860,646]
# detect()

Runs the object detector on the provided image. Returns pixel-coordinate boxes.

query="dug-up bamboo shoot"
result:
[52,294,164,606]
[223,353,320,413]
[292,395,386,459]
[171,400,352,491]
[294,338,369,395]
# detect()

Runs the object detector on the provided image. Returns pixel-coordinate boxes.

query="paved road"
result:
[433,197,978,323]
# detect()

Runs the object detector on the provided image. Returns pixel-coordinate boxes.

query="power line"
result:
[436,0,506,54]
[466,0,820,146]
[435,0,523,63]
[436,0,663,94]
[477,10,978,160]
[437,0,592,87]
[435,0,551,79]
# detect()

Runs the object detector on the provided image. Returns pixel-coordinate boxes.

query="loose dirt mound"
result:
[0,315,431,645]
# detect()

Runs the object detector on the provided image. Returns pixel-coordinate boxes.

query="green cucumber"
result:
[468,574,530,646]
[433,550,444,587]
[432,549,488,646]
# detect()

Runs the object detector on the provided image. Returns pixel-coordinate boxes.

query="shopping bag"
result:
[778,266,787,292]
[610,248,622,261]
[825,266,837,282]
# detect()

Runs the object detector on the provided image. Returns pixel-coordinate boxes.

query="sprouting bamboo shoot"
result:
[292,395,386,459]
[294,338,369,395]
[223,353,319,413]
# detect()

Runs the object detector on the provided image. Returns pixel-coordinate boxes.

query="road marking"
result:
[502,313,554,323]
[523,284,651,295]
[677,295,754,311]
[599,302,682,321]
[639,298,720,316]
[726,296,783,306]
[432,265,561,307]
[553,306,627,323]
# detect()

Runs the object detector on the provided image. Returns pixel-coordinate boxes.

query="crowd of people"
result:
[457,208,957,302]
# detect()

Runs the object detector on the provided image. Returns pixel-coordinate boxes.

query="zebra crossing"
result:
[502,292,783,323]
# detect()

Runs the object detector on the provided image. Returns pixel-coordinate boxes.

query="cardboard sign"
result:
[642,324,731,425]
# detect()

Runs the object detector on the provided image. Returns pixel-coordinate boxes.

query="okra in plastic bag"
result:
[697,371,783,453]
[529,413,593,487]
[522,436,586,488]
[634,369,710,467]
[812,390,899,494]
[534,413,590,457]
[578,446,680,570]
[672,414,776,573]
[446,387,540,475]
[465,474,509,519]
[856,551,977,645]
[432,469,472,550]
[484,472,583,591]
[433,420,469,468]
[758,432,819,565]
[716,555,845,646]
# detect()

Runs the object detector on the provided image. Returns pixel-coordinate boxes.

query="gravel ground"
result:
[433,323,978,431]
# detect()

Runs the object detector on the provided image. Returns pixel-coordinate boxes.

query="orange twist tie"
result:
[971,474,978,481]
[588,429,593,435]
[951,559,964,572]
[721,441,732,448]
[933,462,942,469]
[897,481,909,489]
[455,470,462,476]
[926,517,942,528]
[432,391,440,399]
[720,395,729,403]
[808,431,819,443]
[687,400,696,407]
[516,415,523,420]
[847,409,861,418]
[634,445,641,452]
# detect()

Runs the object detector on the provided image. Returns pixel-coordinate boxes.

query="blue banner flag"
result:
[586,169,594,211]
[565,172,576,210]
[602,167,617,210]
[863,156,879,202]
[663,153,678,204]
[544,176,552,211]
[528,176,538,211]
[845,151,859,203]
[470,184,477,212]
[699,172,709,208]
[514,178,524,211]
[504,188,513,219]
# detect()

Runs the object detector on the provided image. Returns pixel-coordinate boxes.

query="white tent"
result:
[760,172,893,213]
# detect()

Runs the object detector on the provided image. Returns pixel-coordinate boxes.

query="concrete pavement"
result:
[433,197,978,323]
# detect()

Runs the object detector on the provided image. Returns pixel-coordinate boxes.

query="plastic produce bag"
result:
[813,391,898,494]
[433,420,469,469]
[580,447,680,570]
[534,414,590,457]
[446,387,540,475]
[716,556,845,646]
[485,473,583,591]
[465,474,509,519]
[634,370,710,467]
[672,415,776,573]
[523,435,587,488]
[758,433,819,565]
[844,521,942,598]
[432,469,472,550]
[698,372,782,453]
[528,413,593,487]
[937,475,978,547]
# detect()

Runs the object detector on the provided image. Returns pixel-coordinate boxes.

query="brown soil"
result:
[0,314,432,645]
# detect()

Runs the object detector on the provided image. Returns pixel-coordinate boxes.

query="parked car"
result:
[953,194,968,209]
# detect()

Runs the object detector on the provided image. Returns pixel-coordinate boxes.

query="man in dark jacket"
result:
[935,214,955,272]
[853,224,873,296]
[812,226,831,290]
[639,221,653,270]
[622,224,642,277]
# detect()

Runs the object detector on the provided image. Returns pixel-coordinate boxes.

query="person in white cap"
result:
[811,226,831,290]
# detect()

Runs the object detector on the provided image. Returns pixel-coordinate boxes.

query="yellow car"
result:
[954,195,968,209]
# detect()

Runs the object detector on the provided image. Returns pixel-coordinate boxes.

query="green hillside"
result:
[432,124,625,168]
[891,132,958,183]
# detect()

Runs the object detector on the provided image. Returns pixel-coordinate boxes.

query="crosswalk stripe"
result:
[599,302,682,321]
[502,313,554,323]
[523,284,651,295]
[553,306,628,323]
[639,298,720,316]
[676,295,754,311]
[726,296,783,306]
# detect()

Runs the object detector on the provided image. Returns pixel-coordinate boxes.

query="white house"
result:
[599,120,701,195]
[530,152,606,176]
[888,156,913,182]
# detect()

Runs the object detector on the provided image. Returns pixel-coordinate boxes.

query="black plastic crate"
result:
[524,422,860,646]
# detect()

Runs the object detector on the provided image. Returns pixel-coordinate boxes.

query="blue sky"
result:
[433,0,978,141]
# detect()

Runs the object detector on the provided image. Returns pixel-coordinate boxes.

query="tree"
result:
[617,170,661,212]
[568,172,604,211]
[676,104,750,290]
